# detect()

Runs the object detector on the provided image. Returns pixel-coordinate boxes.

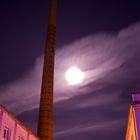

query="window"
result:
[18,135,24,140]
[3,126,9,139]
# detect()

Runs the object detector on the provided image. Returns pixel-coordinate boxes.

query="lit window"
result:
[3,126,9,139]
[18,135,24,140]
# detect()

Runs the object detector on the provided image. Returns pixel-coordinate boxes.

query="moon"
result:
[65,66,85,85]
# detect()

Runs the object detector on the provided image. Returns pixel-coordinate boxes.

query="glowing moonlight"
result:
[65,66,85,85]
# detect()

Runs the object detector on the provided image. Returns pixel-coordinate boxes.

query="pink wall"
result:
[134,104,140,140]
[15,124,28,140]
[0,106,40,140]
[0,108,15,140]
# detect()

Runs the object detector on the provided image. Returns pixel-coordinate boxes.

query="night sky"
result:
[0,0,140,140]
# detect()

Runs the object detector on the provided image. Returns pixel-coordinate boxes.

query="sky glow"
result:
[0,22,140,114]
[0,0,140,139]
[65,66,85,85]
[0,20,140,140]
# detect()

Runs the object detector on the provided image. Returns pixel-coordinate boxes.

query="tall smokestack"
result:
[37,0,56,140]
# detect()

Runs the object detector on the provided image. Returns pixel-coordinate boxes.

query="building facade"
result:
[0,105,40,140]
[126,94,140,140]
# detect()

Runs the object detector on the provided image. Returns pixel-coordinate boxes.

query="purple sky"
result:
[0,0,140,140]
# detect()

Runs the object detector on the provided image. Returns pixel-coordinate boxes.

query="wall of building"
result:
[125,105,138,140]
[0,105,40,140]
[134,104,140,140]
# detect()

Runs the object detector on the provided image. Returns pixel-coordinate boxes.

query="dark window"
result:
[3,126,9,139]
[18,136,24,140]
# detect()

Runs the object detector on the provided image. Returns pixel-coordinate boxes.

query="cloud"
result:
[54,119,123,136]
[0,58,42,114]
[0,22,140,116]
